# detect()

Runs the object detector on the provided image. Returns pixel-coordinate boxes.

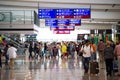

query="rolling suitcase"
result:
[113,60,118,75]
[90,61,99,75]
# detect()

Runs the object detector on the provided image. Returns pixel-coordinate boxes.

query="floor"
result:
[0,50,120,80]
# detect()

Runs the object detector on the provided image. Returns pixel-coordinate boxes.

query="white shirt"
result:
[81,45,93,57]
[7,47,17,59]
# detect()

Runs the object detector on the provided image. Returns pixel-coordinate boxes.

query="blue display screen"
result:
[69,19,81,26]
[45,19,57,26]
[38,9,56,19]
[45,19,81,26]
[38,8,91,19]
[57,19,69,26]
[73,8,91,18]
[56,9,74,18]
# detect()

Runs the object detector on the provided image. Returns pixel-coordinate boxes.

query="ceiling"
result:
[0,0,120,24]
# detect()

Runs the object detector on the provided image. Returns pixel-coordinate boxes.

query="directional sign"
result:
[45,19,57,26]
[56,9,74,18]
[73,8,91,18]
[53,30,70,34]
[69,19,81,26]
[38,8,91,19]
[38,9,56,19]
[50,26,75,31]
[57,19,69,26]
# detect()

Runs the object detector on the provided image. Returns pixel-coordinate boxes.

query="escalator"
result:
[3,34,24,48]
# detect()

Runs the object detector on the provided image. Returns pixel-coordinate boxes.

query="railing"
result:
[0,10,35,25]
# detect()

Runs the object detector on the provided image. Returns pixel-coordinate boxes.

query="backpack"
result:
[82,45,91,50]
[82,45,92,54]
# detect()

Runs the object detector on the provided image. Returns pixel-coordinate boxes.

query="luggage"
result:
[90,61,99,74]
[113,60,118,73]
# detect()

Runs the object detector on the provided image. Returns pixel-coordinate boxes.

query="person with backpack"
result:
[81,40,93,74]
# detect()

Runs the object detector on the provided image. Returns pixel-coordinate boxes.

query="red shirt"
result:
[97,42,105,51]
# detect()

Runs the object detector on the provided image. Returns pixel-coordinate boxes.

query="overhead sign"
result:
[57,19,69,26]
[53,30,70,34]
[38,8,90,19]
[50,26,75,31]
[45,19,81,26]
[56,9,74,18]
[69,19,81,26]
[38,9,56,18]
[45,19,57,26]
[73,8,91,18]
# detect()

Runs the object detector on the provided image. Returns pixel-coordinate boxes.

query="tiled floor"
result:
[0,51,120,80]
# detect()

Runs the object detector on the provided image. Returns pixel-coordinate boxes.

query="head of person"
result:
[91,41,94,44]
[100,39,103,42]
[8,43,11,48]
[106,41,111,47]
[9,43,14,47]
[85,40,90,46]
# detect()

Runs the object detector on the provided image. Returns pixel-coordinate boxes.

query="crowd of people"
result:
[0,35,120,78]
[27,39,120,77]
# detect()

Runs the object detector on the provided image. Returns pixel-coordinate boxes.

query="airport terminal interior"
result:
[0,0,120,80]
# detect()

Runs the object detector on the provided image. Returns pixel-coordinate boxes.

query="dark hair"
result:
[100,39,103,41]
[8,43,14,46]
[85,40,90,43]
[5,44,8,47]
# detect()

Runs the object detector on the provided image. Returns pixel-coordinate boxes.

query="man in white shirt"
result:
[7,43,17,69]
[81,40,93,74]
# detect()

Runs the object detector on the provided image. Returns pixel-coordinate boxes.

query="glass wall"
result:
[0,10,34,24]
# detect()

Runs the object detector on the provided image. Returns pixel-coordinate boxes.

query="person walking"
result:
[28,42,34,60]
[97,39,105,69]
[7,43,17,69]
[81,40,93,74]
[0,48,2,69]
[61,42,67,58]
[114,41,120,76]
[3,44,9,65]
[104,41,114,77]
[90,42,97,61]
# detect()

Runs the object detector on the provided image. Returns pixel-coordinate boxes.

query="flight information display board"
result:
[38,9,56,18]
[45,19,81,26]
[38,8,90,19]
[57,19,69,26]
[45,19,57,26]
[56,9,74,18]
[73,8,91,18]
[69,19,81,26]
